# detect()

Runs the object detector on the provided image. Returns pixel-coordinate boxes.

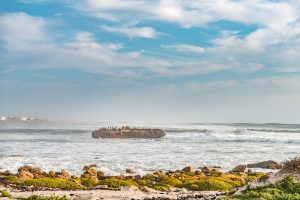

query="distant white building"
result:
[21,117,28,121]
[0,116,7,121]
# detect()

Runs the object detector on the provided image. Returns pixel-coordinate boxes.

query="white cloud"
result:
[101,26,158,39]
[0,12,49,49]
[79,0,299,28]
[162,44,204,53]
[75,0,300,74]
[1,12,266,78]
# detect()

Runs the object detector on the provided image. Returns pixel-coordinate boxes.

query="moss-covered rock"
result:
[98,177,138,188]
[80,178,98,187]
[22,178,80,190]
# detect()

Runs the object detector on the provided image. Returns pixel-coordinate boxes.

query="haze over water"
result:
[1,123,299,175]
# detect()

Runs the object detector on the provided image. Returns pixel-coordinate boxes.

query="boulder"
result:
[247,160,283,169]
[18,170,34,180]
[0,170,12,176]
[18,166,45,179]
[81,168,98,183]
[97,171,105,179]
[48,171,55,177]
[32,167,43,175]
[182,166,195,173]
[231,165,247,173]
[92,128,166,139]
[83,164,98,171]
[126,168,135,174]
[56,169,71,179]
[18,166,33,173]
[153,170,165,176]
[195,170,203,175]
[140,186,157,193]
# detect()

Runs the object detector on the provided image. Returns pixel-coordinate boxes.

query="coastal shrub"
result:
[1,190,12,198]
[80,178,98,188]
[245,172,266,182]
[98,178,138,188]
[137,179,153,186]
[22,178,80,190]
[20,195,69,200]
[159,175,183,187]
[141,174,155,181]
[210,170,223,177]
[283,157,300,172]
[221,176,300,200]
[3,175,19,183]
[196,178,233,191]
[152,183,172,191]
[216,175,245,187]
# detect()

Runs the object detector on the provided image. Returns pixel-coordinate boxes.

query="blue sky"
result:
[1,0,300,123]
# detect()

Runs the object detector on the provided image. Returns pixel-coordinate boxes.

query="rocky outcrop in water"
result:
[92,127,166,139]
[247,160,283,169]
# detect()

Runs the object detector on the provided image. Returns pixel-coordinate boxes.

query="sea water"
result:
[0,123,299,175]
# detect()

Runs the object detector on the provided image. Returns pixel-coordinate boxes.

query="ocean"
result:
[0,123,299,175]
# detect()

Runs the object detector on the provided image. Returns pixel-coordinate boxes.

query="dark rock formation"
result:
[182,166,195,173]
[247,160,283,169]
[231,164,247,173]
[92,127,166,139]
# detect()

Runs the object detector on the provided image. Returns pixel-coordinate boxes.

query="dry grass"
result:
[282,157,300,172]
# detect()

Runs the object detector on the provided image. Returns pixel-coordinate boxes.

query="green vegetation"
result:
[20,195,69,200]
[3,175,20,183]
[22,178,80,190]
[0,166,266,192]
[283,157,300,172]
[1,190,12,198]
[80,178,98,187]
[98,177,138,188]
[221,176,300,200]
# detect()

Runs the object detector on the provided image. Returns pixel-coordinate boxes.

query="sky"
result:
[0,0,300,123]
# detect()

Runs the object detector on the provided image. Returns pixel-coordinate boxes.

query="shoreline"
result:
[0,162,277,200]
[0,158,299,200]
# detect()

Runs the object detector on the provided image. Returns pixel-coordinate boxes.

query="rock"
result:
[18,166,33,173]
[231,165,247,173]
[201,166,213,173]
[247,160,283,169]
[81,168,99,183]
[0,170,12,176]
[56,169,71,179]
[42,172,48,177]
[48,171,55,177]
[126,168,135,174]
[33,167,43,175]
[18,166,46,179]
[33,173,44,179]
[153,170,165,176]
[97,171,105,179]
[83,164,98,171]
[140,186,157,193]
[18,170,34,180]
[195,170,202,175]
[94,185,108,189]
[175,170,183,174]
[92,128,166,139]
[182,166,195,173]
